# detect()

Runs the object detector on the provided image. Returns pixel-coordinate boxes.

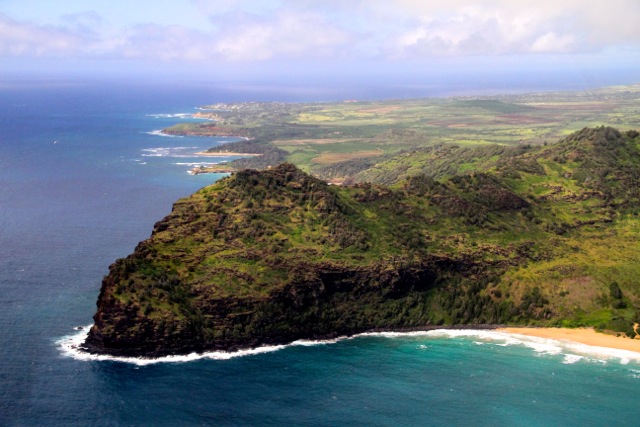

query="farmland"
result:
[164,84,640,181]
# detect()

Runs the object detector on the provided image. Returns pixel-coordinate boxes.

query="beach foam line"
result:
[146,113,193,119]
[57,326,345,366]
[174,162,218,167]
[145,130,184,138]
[57,326,290,365]
[141,146,203,157]
[57,327,640,366]
[423,329,640,365]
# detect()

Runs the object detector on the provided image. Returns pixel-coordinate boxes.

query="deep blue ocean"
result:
[1,78,640,426]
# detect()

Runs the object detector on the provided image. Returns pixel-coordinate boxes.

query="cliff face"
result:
[85,257,452,356]
[85,128,640,357]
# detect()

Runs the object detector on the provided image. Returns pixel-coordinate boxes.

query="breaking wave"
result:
[58,327,640,366]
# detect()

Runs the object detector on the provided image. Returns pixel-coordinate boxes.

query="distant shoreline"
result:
[195,151,262,157]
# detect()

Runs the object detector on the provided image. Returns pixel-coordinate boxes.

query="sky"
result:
[1,0,639,90]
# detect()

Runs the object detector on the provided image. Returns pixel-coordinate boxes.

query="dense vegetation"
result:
[85,127,640,356]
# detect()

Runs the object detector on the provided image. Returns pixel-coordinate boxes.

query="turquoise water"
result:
[1,78,639,426]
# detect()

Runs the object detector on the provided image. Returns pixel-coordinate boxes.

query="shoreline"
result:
[62,324,640,365]
[498,327,640,354]
[195,151,262,157]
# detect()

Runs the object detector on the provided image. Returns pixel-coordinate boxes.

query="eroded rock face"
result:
[84,254,463,357]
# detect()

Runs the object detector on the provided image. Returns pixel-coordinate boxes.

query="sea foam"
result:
[145,130,183,138]
[424,329,640,365]
[174,162,218,167]
[146,113,193,119]
[57,326,290,366]
[141,146,201,158]
[58,327,640,366]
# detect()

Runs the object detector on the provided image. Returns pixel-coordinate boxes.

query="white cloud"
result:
[71,10,350,63]
[210,11,350,61]
[384,0,640,57]
[0,1,639,65]
[192,0,640,60]
[531,32,576,53]
[0,13,84,56]
[386,6,577,57]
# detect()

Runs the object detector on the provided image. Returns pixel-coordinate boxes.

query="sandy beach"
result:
[196,151,262,157]
[499,327,640,354]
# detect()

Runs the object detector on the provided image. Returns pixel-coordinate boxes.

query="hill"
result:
[84,127,640,357]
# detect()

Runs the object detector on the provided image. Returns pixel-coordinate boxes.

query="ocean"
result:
[1,78,639,426]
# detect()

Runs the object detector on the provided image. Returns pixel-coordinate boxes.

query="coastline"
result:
[498,327,640,354]
[64,324,640,365]
[195,151,262,157]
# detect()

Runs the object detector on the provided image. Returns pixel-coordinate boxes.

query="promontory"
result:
[84,126,640,357]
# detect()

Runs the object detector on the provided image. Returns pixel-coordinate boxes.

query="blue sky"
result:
[1,0,639,89]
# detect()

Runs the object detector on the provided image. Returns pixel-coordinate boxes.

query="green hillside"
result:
[85,127,640,357]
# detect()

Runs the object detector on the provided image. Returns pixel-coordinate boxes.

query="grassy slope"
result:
[91,127,640,355]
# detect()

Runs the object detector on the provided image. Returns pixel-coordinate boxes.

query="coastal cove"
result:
[2,80,640,426]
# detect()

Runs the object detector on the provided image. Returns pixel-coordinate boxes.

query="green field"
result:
[165,84,640,182]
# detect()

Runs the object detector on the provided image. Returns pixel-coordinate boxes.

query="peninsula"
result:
[85,122,640,357]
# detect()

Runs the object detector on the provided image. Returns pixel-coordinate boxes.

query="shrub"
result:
[609,282,623,299]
